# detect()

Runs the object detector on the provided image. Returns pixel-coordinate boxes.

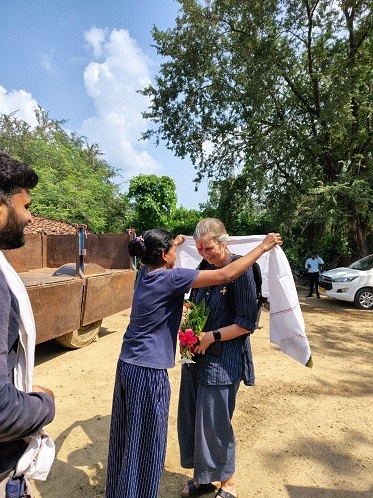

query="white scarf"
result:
[176,235,313,367]
[0,251,55,480]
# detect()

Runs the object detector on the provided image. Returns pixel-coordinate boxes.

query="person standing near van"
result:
[305,252,324,298]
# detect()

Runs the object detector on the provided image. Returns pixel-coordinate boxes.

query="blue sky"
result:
[0,0,208,209]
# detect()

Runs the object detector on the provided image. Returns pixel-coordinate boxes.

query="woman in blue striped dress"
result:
[106,228,282,498]
[178,218,260,498]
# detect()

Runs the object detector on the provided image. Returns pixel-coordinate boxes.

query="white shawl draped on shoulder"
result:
[0,251,55,480]
[175,235,313,368]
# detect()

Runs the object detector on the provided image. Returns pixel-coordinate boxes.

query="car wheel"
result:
[354,288,373,310]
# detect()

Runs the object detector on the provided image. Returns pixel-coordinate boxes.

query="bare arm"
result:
[192,232,282,288]
[194,324,248,354]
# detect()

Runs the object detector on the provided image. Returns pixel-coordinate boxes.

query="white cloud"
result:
[80,28,161,182]
[0,29,206,208]
[0,86,39,126]
[84,27,107,59]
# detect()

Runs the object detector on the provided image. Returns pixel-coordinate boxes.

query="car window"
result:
[349,255,373,271]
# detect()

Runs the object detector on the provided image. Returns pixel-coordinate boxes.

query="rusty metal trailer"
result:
[3,228,136,348]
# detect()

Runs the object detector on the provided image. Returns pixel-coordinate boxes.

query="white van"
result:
[319,254,373,310]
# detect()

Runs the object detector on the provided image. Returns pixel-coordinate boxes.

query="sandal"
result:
[215,488,237,498]
[181,479,216,497]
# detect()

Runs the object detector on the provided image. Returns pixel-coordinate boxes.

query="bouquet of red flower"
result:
[178,299,209,364]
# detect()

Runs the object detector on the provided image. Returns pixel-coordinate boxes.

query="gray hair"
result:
[193,218,227,241]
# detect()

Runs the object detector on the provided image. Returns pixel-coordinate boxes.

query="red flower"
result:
[178,328,198,347]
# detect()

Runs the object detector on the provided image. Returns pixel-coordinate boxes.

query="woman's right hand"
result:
[260,233,282,252]
[174,234,185,246]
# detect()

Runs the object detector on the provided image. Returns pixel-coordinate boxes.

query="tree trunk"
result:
[349,215,369,260]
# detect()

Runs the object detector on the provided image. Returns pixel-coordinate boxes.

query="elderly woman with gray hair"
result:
[178,218,259,498]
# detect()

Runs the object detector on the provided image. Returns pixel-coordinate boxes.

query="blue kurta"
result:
[106,265,199,498]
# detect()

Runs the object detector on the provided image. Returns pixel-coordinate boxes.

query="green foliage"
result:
[0,109,205,237]
[142,0,373,262]
[181,299,210,334]
[169,206,202,235]
[127,174,177,232]
[0,109,131,233]
[101,194,133,234]
[198,177,276,236]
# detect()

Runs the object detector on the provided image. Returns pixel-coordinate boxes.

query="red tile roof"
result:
[25,215,88,235]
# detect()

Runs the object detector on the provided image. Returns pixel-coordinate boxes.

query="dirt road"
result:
[32,288,372,497]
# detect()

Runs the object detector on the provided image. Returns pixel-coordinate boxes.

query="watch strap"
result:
[213,329,221,341]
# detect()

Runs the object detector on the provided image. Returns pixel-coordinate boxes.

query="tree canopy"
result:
[0,109,202,237]
[0,109,130,233]
[127,174,178,232]
[142,0,373,262]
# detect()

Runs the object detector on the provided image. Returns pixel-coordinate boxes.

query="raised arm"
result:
[192,232,282,288]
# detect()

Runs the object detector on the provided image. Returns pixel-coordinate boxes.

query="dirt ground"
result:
[31,287,372,498]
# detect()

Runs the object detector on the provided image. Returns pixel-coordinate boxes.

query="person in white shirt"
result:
[305,252,324,298]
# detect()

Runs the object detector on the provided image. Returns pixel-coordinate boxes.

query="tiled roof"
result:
[25,215,85,235]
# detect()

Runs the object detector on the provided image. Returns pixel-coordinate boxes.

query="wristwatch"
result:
[213,329,221,341]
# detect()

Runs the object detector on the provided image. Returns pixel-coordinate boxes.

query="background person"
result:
[178,218,258,498]
[105,228,282,498]
[305,251,324,298]
[0,152,55,497]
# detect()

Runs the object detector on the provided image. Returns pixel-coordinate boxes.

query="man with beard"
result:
[0,152,55,497]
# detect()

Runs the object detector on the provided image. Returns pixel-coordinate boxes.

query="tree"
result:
[127,174,177,232]
[169,206,202,235]
[142,0,373,261]
[0,110,201,236]
[0,109,130,233]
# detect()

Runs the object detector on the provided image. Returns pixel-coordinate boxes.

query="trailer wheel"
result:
[55,320,103,349]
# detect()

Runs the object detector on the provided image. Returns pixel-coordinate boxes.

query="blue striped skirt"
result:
[106,360,171,498]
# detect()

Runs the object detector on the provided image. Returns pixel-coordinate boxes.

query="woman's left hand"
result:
[194,331,214,354]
